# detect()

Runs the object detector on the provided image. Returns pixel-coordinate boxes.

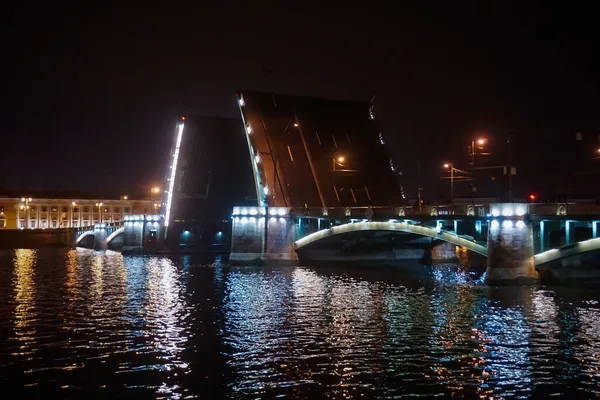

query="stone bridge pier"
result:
[485,203,538,284]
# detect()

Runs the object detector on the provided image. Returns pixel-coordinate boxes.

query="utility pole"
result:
[417,164,422,209]
[507,135,513,202]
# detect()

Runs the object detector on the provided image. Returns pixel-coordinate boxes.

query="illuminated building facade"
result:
[0,196,154,230]
[162,116,255,247]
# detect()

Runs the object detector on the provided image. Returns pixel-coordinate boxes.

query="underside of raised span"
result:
[295,221,488,257]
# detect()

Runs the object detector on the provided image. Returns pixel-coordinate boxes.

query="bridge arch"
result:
[75,231,95,245]
[105,227,124,244]
[534,237,600,266]
[295,221,488,256]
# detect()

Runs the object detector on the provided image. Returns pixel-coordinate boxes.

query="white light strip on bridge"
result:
[534,237,600,265]
[165,122,184,227]
[105,227,125,244]
[294,221,488,256]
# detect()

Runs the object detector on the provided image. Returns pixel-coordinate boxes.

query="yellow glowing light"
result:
[443,163,450,169]
[123,195,128,200]
[71,202,76,206]
[477,138,486,145]
[337,156,345,163]
[293,123,299,127]
[152,186,160,194]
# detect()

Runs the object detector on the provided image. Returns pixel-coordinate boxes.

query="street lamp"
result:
[95,202,103,224]
[71,202,76,228]
[443,163,469,202]
[469,137,487,165]
[19,197,32,229]
[151,187,161,213]
[333,155,346,179]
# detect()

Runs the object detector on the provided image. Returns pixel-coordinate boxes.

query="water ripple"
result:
[1,251,599,398]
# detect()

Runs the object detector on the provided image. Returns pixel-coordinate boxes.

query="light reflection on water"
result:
[0,250,599,398]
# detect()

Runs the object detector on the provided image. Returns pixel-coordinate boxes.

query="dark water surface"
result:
[1,249,599,399]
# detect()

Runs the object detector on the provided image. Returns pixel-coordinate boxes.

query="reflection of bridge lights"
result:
[502,220,513,228]
[241,217,248,224]
[246,125,253,134]
[502,208,513,217]
[515,207,526,216]
[491,220,499,229]
[263,185,269,195]
[249,208,258,216]
[516,220,525,229]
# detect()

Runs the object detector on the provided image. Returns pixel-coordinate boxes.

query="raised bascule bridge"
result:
[230,90,600,284]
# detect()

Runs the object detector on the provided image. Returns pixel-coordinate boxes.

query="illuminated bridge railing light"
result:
[232,207,267,217]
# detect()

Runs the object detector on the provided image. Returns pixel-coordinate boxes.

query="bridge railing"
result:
[287,204,492,219]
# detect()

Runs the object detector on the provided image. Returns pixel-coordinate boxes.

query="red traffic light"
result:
[529,194,537,201]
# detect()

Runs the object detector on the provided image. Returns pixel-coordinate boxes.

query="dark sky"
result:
[3,3,600,200]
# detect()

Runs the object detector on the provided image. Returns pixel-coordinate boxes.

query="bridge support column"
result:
[121,215,165,254]
[486,204,538,285]
[565,221,572,245]
[593,221,598,239]
[230,206,297,265]
[539,220,546,253]
[93,227,108,251]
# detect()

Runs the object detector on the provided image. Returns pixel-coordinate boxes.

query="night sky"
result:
[4,3,600,200]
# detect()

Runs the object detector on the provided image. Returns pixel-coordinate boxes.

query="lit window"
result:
[61,206,68,213]
[0,217,5,228]
[51,220,57,228]
[51,206,58,212]
[30,220,36,229]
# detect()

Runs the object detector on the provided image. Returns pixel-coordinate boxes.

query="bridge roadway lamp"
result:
[333,155,346,180]
[442,163,469,203]
[469,137,488,165]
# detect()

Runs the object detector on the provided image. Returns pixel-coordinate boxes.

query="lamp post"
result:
[333,155,346,181]
[71,202,76,228]
[443,163,469,203]
[469,137,487,165]
[151,186,161,214]
[19,197,32,229]
[95,202,103,224]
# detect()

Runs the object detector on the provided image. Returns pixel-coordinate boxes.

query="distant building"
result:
[0,195,153,230]
[236,90,403,207]
[163,116,256,248]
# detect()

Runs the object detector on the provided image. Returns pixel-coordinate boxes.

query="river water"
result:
[0,249,599,399]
